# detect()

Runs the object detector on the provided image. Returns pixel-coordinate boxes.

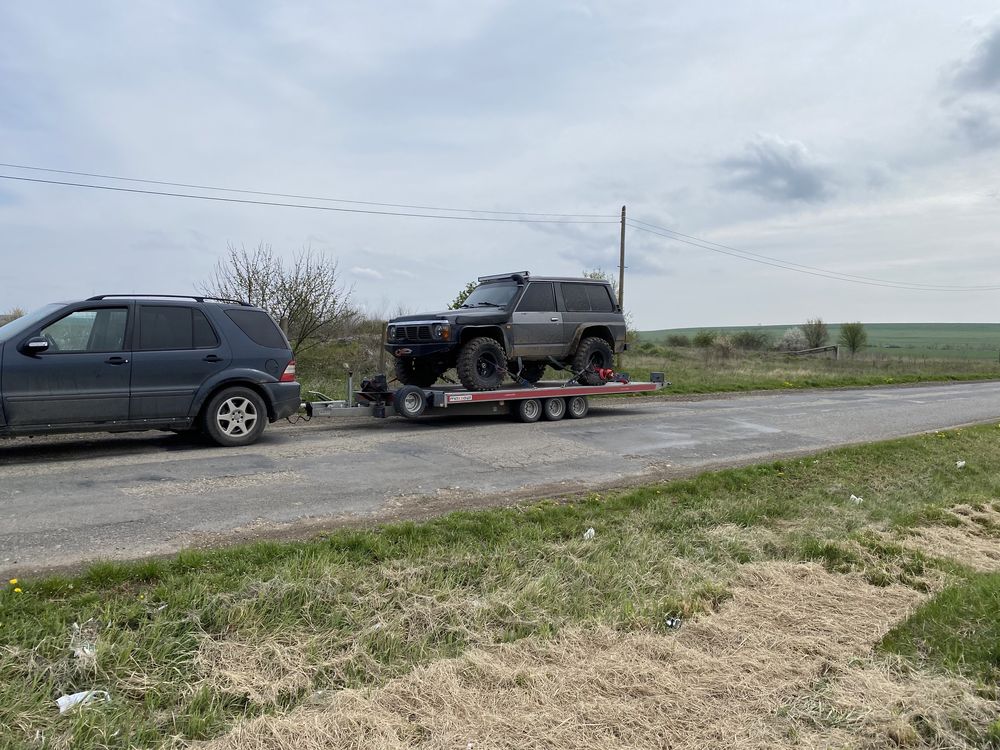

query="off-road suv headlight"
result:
[387,325,397,340]
[432,323,450,340]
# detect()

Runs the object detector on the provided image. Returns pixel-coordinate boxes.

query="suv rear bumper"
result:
[263,382,302,421]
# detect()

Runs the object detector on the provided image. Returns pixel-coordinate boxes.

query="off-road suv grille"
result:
[398,325,433,341]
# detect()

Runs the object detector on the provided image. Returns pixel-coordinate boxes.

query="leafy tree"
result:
[839,321,868,355]
[777,328,808,351]
[799,318,829,349]
[693,329,718,347]
[201,242,357,356]
[449,281,478,310]
[730,329,770,350]
[666,334,691,347]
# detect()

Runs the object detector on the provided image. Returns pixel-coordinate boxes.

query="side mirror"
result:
[22,336,49,355]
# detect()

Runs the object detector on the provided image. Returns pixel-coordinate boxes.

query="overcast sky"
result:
[3,1,1000,329]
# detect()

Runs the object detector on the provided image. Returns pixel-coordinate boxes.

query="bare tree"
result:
[799,318,829,349]
[838,321,868,355]
[201,243,356,355]
[0,307,25,326]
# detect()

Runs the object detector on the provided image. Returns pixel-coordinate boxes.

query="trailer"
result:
[306,372,667,423]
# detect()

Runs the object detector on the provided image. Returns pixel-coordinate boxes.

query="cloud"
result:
[951,24,1000,91]
[952,102,1000,150]
[350,266,384,281]
[718,135,834,203]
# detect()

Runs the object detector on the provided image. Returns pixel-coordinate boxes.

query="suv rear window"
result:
[225,309,288,348]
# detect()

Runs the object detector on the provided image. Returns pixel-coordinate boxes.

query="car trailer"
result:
[305,372,667,423]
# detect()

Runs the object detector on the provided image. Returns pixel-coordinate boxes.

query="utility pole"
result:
[618,205,626,368]
[618,205,626,309]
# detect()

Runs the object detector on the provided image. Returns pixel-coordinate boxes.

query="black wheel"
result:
[566,395,589,419]
[543,398,566,421]
[513,361,547,384]
[394,357,440,387]
[394,385,428,419]
[457,337,506,391]
[202,387,268,447]
[572,337,614,386]
[515,398,542,423]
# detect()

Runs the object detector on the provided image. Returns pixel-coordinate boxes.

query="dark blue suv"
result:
[0,295,301,447]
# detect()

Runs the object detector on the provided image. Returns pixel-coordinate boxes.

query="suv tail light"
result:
[280,360,297,382]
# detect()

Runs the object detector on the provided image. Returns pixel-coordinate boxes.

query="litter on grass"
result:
[850,494,864,504]
[956,460,966,469]
[583,528,596,541]
[56,690,110,714]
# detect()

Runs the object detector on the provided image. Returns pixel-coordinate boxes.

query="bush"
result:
[839,321,868,355]
[666,334,691,347]
[730,329,770,350]
[777,328,808,351]
[799,318,829,349]
[693,329,718,347]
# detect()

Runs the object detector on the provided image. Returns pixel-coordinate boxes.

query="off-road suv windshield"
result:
[460,281,518,308]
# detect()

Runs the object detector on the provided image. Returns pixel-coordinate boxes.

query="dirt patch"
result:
[190,563,996,749]
[120,470,303,498]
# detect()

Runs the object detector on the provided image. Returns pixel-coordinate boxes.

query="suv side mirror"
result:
[22,336,49,355]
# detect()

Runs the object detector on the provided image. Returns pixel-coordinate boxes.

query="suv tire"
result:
[394,357,439,388]
[515,361,547,384]
[457,336,506,391]
[572,336,614,386]
[202,387,268,447]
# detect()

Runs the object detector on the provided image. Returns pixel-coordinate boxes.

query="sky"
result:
[2,1,1000,329]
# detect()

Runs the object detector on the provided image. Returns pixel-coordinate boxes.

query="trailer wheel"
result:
[543,398,566,421]
[566,395,589,419]
[515,398,542,423]
[394,385,428,420]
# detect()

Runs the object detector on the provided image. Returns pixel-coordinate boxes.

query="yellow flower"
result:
[13,588,22,594]
[8,579,16,585]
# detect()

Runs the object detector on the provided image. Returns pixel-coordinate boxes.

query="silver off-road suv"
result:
[385,272,627,391]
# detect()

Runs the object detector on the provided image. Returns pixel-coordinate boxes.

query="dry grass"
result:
[902,503,1000,573]
[191,562,996,750]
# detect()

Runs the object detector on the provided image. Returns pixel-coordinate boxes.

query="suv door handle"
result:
[550,317,559,322]
[105,356,129,365]
[203,354,224,363]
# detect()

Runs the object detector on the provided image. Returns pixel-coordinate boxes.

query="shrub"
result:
[666,334,691,347]
[799,318,829,349]
[709,336,736,359]
[693,329,718,347]
[839,321,868,355]
[730,329,770,350]
[777,328,808,351]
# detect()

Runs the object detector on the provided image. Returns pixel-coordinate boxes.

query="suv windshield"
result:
[461,281,519,308]
[0,303,63,342]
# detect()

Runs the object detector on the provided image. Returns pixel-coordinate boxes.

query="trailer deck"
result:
[306,373,666,423]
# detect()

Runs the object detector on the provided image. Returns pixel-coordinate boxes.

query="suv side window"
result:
[225,309,289,348]
[139,306,219,350]
[516,282,556,312]
[561,283,591,312]
[41,308,128,352]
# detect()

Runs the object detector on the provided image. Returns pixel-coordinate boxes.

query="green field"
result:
[640,323,1000,361]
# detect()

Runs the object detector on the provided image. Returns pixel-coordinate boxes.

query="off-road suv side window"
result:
[561,283,615,312]
[516,282,556,312]
[40,308,128,352]
[138,306,219,350]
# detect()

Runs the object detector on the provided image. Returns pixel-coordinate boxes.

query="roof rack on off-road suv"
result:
[86,294,251,305]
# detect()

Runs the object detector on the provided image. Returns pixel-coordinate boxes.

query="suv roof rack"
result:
[87,294,251,306]
[477,271,529,283]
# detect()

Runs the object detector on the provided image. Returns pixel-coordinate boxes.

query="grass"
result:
[642,322,1000,361]
[2,425,1000,747]
[294,335,1000,402]
[882,571,1000,685]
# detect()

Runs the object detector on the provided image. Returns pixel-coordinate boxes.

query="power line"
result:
[0,162,617,219]
[626,220,1000,292]
[0,174,620,225]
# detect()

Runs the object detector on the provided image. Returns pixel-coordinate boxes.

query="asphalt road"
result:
[3,381,1000,577]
